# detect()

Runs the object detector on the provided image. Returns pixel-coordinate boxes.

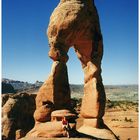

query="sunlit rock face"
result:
[29,0,117,139]
[2,93,36,140]
[47,0,105,123]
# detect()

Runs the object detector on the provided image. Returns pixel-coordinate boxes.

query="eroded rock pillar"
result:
[74,39,117,139]
[74,33,106,128]
[81,62,106,127]
[34,43,71,122]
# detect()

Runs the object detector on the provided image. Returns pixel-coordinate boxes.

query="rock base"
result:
[78,125,118,140]
[27,121,74,138]
[27,121,76,138]
[27,109,77,139]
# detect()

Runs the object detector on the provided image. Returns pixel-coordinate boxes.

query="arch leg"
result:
[34,43,71,122]
[74,41,117,139]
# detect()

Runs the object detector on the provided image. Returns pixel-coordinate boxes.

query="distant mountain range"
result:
[2,78,138,101]
[2,78,84,93]
[2,78,43,92]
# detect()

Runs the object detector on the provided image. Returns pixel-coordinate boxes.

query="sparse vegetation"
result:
[111,118,119,121]
[124,117,133,122]
[106,101,138,111]
[71,98,138,113]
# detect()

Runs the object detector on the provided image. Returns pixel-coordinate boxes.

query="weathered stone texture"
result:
[34,61,71,122]
[28,109,77,138]
[2,93,36,140]
[47,0,105,124]
[28,0,117,139]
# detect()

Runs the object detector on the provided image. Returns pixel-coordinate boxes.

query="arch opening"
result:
[67,47,84,99]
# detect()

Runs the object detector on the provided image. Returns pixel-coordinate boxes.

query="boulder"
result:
[51,109,77,122]
[2,93,36,140]
[34,104,53,122]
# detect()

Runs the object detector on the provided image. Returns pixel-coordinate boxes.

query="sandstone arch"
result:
[28,0,117,139]
[46,0,106,123]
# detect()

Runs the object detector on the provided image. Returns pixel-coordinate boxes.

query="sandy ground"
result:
[77,109,138,140]
[105,109,138,140]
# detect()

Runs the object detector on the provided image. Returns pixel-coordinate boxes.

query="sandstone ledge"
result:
[20,137,92,140]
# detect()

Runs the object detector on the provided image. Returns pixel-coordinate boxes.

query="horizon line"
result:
[2,77,138,86]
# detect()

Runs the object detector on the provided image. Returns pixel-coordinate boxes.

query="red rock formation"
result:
[47,0,105,127]
[2,93,36,140]
[34,61,71,122]
[28,110,77,138]
[30,0,117,139]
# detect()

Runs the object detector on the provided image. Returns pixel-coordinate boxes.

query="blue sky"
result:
[2,0,138,85]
